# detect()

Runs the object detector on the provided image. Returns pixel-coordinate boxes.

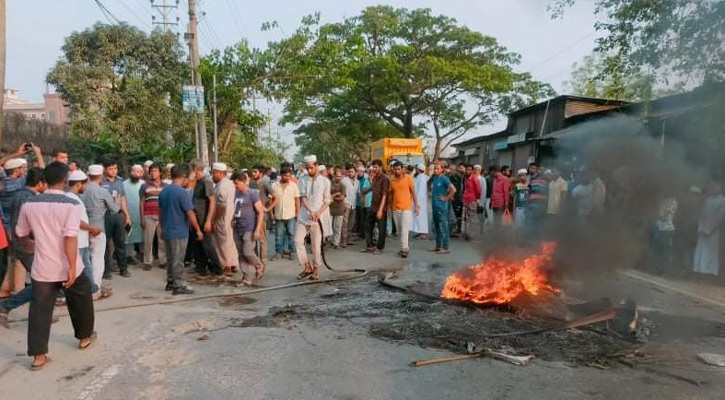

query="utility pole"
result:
[185,0,209,165]
[212,74,218,163]
[151,0,180,32]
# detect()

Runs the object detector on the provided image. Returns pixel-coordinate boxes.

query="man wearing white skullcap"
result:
[211,162,239,275]
[123,165,146,264]
[411,163,430,238]
[163,163,174,185]
[295,155,331,280]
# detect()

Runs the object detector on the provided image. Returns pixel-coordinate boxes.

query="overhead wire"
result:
[90,0,122,25]
[523,30,597,71]
[111,0,152,28]
[225,0,245,37]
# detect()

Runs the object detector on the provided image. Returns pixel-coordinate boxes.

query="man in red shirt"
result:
[461,164,482,240]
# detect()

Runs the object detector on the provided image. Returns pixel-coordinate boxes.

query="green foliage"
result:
[267,6,554,160]
[224,133,285,170]
[46,23,195,164]
[564,53,656,101]
[551,0,725,85]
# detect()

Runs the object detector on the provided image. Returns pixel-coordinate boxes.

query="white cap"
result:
[165,163,175,170]
[416,163,425,172]
[318,165,326,172]
[212,162,228,172]
[270,167,277,173]
[303,155,317,164]
[474,165,482,170]
[88,164,104,176]
[143,160,154,167]
[68,170,88,182]
[5,158,27,170]
[131,164,143,172]
[517,168,528,175]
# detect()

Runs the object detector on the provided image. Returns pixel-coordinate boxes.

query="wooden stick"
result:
[411,353,482,367]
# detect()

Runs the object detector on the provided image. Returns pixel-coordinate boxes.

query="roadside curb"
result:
[618,269,725,309]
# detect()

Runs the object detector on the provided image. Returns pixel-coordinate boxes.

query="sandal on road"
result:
[31,355,50,371]
[436,249,451,254]
[79,331,98,350]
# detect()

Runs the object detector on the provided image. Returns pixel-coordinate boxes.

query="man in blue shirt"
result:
[101,160,132,278]
[159,164,203,295]
[431,162,456,254]
[231,171,266,287]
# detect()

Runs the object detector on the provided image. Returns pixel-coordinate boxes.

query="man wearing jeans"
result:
[16,162,95,370]
[0,168,45,327]
[431,162,456,254]
[66,171,103,299]
[139,164,166,270]
[82,165,120,296]
[159,165,203,295]
[388,161,418,258]
[362,160,389,254]
[101,160,131,278]
[231,171,266,286]
[268,167,299,261]
[341,165,358,246]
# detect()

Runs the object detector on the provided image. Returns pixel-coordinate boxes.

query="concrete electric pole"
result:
[151,0,180,32]
[185,0,209,165]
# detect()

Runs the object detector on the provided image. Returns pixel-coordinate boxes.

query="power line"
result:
[111,0,151,28]
[90,0,121,24]
[225,0,247,37]
[523,30,597,71]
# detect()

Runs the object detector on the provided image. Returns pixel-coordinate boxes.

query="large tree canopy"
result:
[551,0,725,85]
[268,6,553,160]
[47,23,194,164]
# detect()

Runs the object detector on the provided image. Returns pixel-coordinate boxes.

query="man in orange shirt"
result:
[388,161,419,258]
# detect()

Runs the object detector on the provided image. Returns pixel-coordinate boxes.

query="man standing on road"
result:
[547,168,568,218]
[389,161,418,257]
[356,166,370,241]
[66,171,103,300]
[188,161,222,278]
[432,162,456,254]
[330,167,348,249]
[250,164,274,264]
[83,165,119,297]
[159,165,203,295]
[231,171,266,286]
[461,164,482,240]
[101,160,131,278]
[474,165,487,224]
[0,168,45,327]
[341,164,358,246]
[295,155,331,281]
[212,163,239,277]
[140,164,166,270]
[491,166,511,227]
[447,163,464,236]
[16,162,95,370]
[123,165,145,266]
[362,160,390,254]
[411,164,429,239]
[268,167,299,261]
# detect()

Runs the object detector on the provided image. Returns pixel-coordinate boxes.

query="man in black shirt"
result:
[189,161,222,277]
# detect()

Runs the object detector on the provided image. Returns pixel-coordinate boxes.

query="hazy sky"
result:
[7,0,602,150]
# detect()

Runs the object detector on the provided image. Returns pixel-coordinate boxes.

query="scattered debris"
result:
[697,353,725,367]
[412,348,535,367]
[197,333,210,341]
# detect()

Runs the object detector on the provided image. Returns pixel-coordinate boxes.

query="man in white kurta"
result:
[295,155,331,280]
[411,164,429,236]
[694,184,725,276]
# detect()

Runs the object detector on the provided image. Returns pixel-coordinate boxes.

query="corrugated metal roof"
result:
[452,130,508,147]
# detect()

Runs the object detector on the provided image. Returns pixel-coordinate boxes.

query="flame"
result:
[441,242,560,305]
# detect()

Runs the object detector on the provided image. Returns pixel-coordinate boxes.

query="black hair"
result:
[501,165,511,173]
[489,165,499,172]
[280,166,292,175]
[102,160,118,169]
[345,163,354,170]
[392,161,403,168]
[231,171,249,182]
[26,167,45,187]
[170,164,189,179]
[69,160,81,169]
[252,164,265,172]
[51,149,68,157]
[44,162,68,186]
[372,159,383,167]
[149,163,162,173]
[529,162,538,167]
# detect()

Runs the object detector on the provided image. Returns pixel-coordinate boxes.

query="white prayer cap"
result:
[212,162,228,172]
[165,163,175,170]
[318,165,326,172]
[517,168,528,175]
[143,160,154,168]
[303,155,317,164]
[5,158,27,169]
[131,164,144,172]
[270,167,278,173]
[88,164,104,176]
[474,164,482,170]
[416,163,425,172]
[68,170,88,182]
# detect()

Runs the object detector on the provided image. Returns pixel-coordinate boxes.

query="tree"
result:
[268,6,554,160]
[199,41,267,157]
[564,53,655,101]
[550,0,725,85]
[46,23,194,165]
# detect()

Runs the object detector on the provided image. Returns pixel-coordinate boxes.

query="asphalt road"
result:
[1,232,724,400]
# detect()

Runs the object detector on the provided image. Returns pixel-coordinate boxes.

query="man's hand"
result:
[376,209,383,220]
[124,215,131,227]
[203,220,213,233]
[195,229,204,241]
[16,143,27,154]
[415,205,420,217]
[437,196,447,202]
[89,226,102,237]
[140,218,146,229]
[63,268,77,289]
[308,211,318,222]
[253,229,261,241]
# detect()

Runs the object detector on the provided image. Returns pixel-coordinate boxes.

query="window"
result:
[48,111,56,123]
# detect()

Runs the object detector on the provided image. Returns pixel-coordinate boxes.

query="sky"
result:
[7,0,602,156]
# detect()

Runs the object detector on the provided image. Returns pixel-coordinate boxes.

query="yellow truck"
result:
[370,138,425,167]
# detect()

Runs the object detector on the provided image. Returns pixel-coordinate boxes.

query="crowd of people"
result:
[0,141,722,370]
